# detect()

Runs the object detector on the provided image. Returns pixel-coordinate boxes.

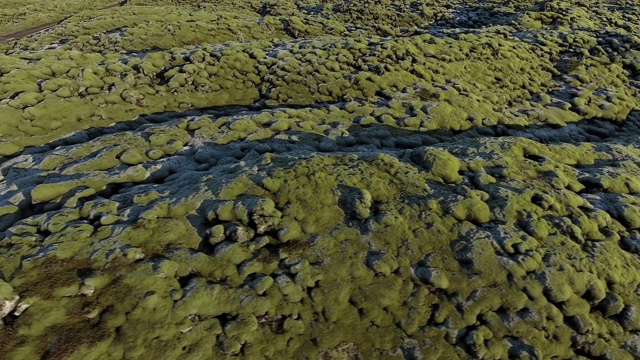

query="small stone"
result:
[0,280,19,320]
[250,275,274,295]
[599,293,624,317]
[338,186,372,219]
[366,252,398,276]
[225,223,255,243]
[79,284,96,296]
[411,147,463,184]
[414,267,449,289]
[12,302,30,317]
[208,225,226,245]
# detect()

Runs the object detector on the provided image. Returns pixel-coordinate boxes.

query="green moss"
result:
[412,147,463,184]
[119,149,149,165]
[0,279,16,301]
[0,142,20,156]
[31,182,80,203]
[0,205,18,218]
[3,1,640,358]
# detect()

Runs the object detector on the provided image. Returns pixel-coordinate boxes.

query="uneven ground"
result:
[2,0,640,358]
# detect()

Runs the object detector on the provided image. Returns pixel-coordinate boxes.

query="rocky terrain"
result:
[2,0,640,358]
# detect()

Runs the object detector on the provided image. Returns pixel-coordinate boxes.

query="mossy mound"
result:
[2,106,640,358]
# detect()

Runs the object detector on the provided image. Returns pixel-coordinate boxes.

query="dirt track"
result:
[0,0,127,43]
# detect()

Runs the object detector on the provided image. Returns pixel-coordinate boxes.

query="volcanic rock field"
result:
[2,0,640,358]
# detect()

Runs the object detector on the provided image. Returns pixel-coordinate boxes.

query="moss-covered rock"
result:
[3,0,640,358]
[412,147,463,184]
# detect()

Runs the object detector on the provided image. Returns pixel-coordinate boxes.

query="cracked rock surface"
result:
[2,0,640,359]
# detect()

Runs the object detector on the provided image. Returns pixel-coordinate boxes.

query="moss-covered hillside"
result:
[2,0,640,358]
